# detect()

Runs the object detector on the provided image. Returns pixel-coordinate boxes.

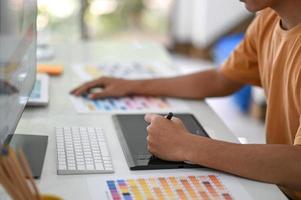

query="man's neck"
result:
[271,1,301,30]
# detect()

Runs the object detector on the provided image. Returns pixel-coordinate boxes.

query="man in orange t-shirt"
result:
[71,0,301,199]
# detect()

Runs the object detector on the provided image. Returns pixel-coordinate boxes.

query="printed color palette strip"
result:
[106,175,234,200]
[83,63,161,80]
[82,97,174,111]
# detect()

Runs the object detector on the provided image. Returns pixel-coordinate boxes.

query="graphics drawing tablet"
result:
[113,113,210,170]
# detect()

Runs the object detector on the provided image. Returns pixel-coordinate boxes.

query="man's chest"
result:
[258,38,301,97]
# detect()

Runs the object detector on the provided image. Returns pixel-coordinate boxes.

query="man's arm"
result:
[133,69,243,99]
[186,136,301,190]
[71,69,244,99]
[145,114,301,190]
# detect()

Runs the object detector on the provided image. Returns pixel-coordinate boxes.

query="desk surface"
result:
[13,41,287,200]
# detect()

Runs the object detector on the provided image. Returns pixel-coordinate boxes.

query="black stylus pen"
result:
[166,112,173,120]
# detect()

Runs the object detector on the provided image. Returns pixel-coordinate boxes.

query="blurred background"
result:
[37,0,172,43]
[37,0,253,52]
[37,0,266,144]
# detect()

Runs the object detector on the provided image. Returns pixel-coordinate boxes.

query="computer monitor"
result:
[0,0,48,178]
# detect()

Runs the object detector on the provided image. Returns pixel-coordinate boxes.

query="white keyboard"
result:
[55,126,114,175]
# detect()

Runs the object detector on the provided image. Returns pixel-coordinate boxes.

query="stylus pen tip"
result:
[166,112,173,120]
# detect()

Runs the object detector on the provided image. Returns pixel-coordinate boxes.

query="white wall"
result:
[171,0,252,47]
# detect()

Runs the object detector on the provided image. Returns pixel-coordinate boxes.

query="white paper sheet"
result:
[70,95,189,114]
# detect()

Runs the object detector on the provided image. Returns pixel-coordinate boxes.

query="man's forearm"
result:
[185,136,301,190]
[131,69,243,99]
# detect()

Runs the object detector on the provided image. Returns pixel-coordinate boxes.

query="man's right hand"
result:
[70,76,137,99]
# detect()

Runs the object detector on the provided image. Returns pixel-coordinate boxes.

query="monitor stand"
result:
[9,134,48,179]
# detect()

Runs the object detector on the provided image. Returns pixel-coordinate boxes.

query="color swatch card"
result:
[86,172,253,200]
[73,62,177,81]
[70,96,189,114]
[106,175,235,200]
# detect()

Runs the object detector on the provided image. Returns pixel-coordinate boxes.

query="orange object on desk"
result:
[37,64,63,76]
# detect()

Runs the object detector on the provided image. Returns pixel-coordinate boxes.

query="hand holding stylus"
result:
[144,113,193,161]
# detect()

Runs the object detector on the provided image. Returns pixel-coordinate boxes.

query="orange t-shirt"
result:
[220,8,301,199]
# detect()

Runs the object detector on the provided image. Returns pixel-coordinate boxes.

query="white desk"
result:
[13,41,287,200]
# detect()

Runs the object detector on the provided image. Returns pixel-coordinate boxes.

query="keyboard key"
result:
[86,164,95,170]
[95,164,104,170]
[77,165,85,170]
[103,157,111,161]
[59,165,67,170]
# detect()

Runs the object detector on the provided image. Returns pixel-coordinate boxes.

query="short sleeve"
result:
[294,134,301,145]
[295,116,301,145]
[220,14,261,86]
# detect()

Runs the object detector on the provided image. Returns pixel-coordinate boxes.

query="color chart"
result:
[70,96,188,113]
[83,63,162,79]
[106,175,235,200]
[73,62,175,81]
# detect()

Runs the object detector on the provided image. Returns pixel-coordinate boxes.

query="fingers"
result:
[144,113,181,124]
[146,132,156,154]
[88,91,113,99]
[144,113,162,123]
[71,81,102,96]
[70,79,105,96]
